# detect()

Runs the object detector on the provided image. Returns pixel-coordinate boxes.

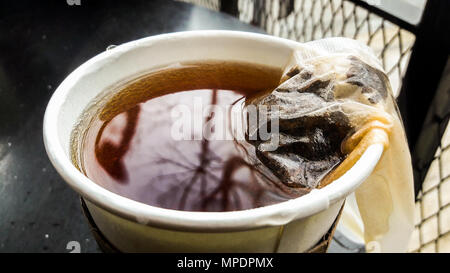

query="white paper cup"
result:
[43,30,383,253]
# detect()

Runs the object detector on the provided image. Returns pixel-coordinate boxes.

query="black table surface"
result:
[0,0,266,253]
[0,0,362,253]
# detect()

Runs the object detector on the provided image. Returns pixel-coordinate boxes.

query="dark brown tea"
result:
[71,61,326,212]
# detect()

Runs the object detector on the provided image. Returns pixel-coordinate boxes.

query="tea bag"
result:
[247,37,414,252]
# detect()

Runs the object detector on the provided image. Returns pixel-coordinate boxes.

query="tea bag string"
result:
[318,115,392,188]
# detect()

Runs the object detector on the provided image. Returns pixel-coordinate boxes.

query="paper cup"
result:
[43,31,383,252]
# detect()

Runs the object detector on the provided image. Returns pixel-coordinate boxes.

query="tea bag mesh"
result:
[247,37,415,252]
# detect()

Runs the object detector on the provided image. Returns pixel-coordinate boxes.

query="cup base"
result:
[80,198,344,253]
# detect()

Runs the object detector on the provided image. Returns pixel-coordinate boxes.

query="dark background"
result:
[0,0,264,253]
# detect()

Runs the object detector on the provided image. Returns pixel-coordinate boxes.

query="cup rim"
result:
[43,30,383,232]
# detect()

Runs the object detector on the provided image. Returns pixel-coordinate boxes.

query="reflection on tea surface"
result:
[83,89,304,211]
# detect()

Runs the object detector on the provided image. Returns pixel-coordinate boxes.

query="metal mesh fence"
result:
[237,0,415,96]
[409,113,450,252]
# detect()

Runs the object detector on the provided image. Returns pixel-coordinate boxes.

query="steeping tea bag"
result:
[247,37,415,252]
